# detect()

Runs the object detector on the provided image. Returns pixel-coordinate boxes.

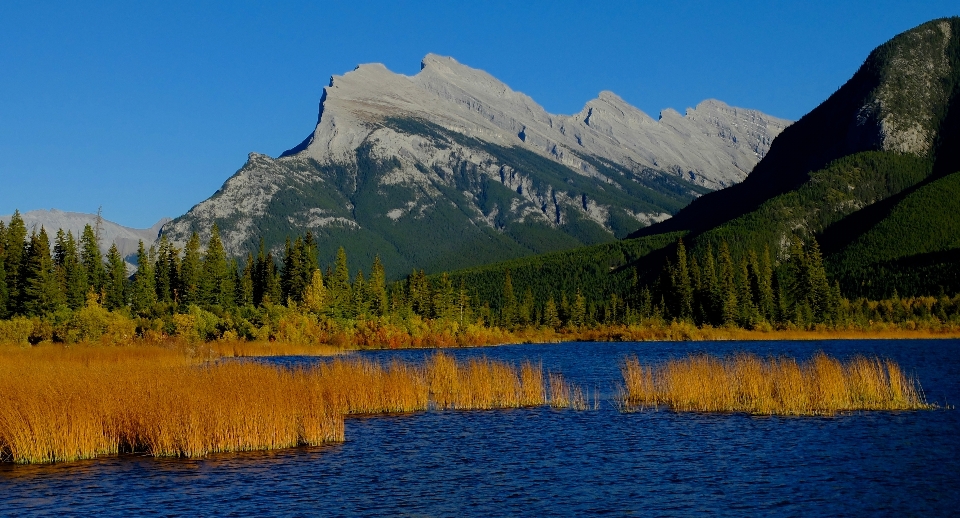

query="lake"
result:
[3,339,958,515]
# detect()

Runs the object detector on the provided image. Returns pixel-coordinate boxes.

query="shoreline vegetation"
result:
[0,344,934,465]
[0,214,958,350]
[0,215,953,465]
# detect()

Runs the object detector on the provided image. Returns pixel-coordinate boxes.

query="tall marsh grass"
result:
[0,346,571,464]
[621,352,933,415]
[427,353,546,410]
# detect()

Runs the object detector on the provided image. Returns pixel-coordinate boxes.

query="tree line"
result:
[0,209,958,344]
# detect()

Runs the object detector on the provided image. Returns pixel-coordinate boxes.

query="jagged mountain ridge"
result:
[164,54,789,276]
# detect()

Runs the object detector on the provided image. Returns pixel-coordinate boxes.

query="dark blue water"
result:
[3,340,958,516]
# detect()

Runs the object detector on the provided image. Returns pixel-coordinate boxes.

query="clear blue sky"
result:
[1,1,956,228]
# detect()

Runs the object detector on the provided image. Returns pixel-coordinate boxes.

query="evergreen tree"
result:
[5,210,28,312]
[236,253,254,307]
[0,220,7,317]
[104,243,127,311]
[55,230,87,310]
[20,227,62,316]
[756,247,775,321]
[180,232,202,307]
[785,234,807,315]
[671,239,693,320]
[569,289,587,328]
[501,269,517,327]
[253,240,281,306]
[368,256,388,317]
[329,247,351,314]
[718,241,738,325]
[407,269,431,317]
[79,223,105,298]
[129,240,157,315]
[543,296,560,329]
[431,273,455,320]
[559,292,570,325]
[697,246,719,324]
[165,241,182,303]
[737,257,756,325]
[519,287,534,325]
[352,269,367,317]
[153,236,173,303]
[804,239,832,322]
[280,237,301,303]
[456,279,470,326]
[201,224,230,307]
[302,268,326,314]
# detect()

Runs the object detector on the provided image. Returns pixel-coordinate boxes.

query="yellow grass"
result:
[548,372,587,411]
[621,352,933,415]
[426,352,545,410]
[0,346,562,464]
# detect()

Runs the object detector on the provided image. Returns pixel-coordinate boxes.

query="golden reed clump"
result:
[0,346,574,464]
[621,352,933,415]
[426,352,546,410]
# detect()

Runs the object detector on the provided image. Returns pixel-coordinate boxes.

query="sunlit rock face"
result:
[164,54,789,275]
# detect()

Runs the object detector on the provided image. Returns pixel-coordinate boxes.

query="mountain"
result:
[632,17,959,238]
[162,54,788,277]
[0,209,170,261]
[617,17,960,298]
[433,17,960,308]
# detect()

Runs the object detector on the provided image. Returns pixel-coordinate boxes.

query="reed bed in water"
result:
[621,352,933,415]
[427,352,546,410]
[548,372,587,411]
[0,346,571,464]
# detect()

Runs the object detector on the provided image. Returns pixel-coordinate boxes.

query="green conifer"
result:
[21,227,62,316]
[130,240,157,315]
[500,269,517,327]
[5,210,28,312]
[79,223,105,297]
[672,239,693,321]
[329,247,351,314]
[201,224,230,307]
[570,289,587,329]
[368,256,388,317]
[153,236,173,303]
[543,296,560,329]
[431,273,455,320]
[236,253,254,307]
[352,269,367,318]
[0,220,7,317]
[180,232,202,307]
[718,241,738,326]
[104,243,127,311]
[55,230,87,310]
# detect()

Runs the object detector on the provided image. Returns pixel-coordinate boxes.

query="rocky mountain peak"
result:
[164,54,790,275]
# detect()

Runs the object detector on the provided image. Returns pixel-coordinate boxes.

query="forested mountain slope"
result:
[449,17,960,305]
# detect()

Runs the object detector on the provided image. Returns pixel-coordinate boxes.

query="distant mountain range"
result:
[161,54,789,276]
[452,17,960,302]
[0,209,169,262]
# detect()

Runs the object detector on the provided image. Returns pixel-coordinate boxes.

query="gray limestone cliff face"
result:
[163,54,790,273]
[292,54,789,189]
